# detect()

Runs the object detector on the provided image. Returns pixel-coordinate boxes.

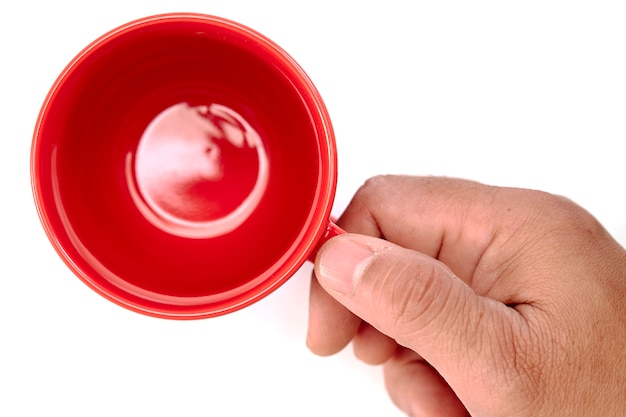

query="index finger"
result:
[336,175,530,284]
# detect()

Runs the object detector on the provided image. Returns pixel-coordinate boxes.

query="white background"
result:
[2,1,625,416]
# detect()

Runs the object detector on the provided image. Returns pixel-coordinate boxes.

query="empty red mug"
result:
[31,13,343,319]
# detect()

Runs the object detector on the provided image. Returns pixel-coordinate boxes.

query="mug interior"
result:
[31,14,336,318]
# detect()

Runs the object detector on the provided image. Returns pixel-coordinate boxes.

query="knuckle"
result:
[356,175,396,200]
[521,190,604,236]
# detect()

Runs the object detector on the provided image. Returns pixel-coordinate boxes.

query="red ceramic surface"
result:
[31,13,340,319]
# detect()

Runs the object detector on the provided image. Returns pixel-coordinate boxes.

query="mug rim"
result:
[31,13,337,319]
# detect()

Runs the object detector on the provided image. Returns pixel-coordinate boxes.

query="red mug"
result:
[31,13,343,319]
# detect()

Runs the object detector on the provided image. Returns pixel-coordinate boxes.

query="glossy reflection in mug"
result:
[130,102,269,238]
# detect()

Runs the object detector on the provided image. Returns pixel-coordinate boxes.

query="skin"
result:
[307,175,626,417]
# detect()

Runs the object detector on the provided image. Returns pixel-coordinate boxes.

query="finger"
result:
[305,198,384,357]
[384,349,468,417]
[306,273,361,356]
[353,322,398,365]
[314,233,522,394]
[337,175,509,284]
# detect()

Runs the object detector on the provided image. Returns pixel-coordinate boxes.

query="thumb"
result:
[314,233,517,377]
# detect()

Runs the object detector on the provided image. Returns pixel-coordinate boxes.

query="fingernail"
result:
[317,237,374,295]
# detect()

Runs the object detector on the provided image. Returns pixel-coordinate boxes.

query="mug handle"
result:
[308,218,346,262]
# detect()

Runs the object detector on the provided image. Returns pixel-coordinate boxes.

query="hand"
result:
[307,175,626,416]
